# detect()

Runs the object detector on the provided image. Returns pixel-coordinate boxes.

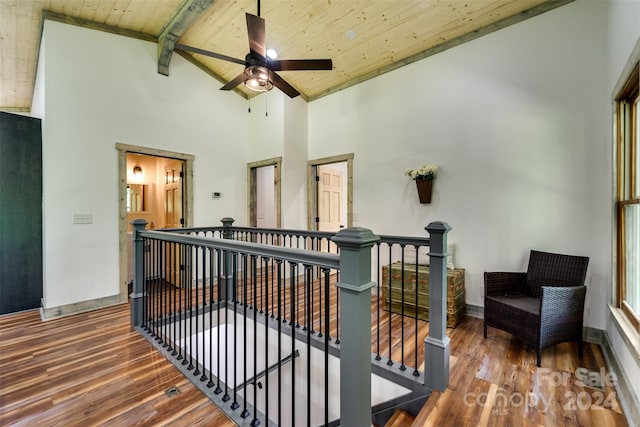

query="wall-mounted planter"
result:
[416,178,433,204]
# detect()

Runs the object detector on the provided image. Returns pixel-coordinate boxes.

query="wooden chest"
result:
[381,262,466,328]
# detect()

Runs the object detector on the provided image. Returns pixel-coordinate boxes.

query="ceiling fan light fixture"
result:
[266,48,278,59]
[244,65,273,92]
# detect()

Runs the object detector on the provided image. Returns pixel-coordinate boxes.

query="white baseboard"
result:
[40,294,124,321]
[465,303,483,319]
[601,329,640,426]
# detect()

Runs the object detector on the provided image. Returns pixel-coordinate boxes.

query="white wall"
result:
[245,91,310,230]
[308,0,612,329]
[40,20,249,309]
[247,91,285,162]
[31,35,45,119]
[282,96,309,229]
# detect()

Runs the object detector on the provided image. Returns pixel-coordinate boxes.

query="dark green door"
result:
[0,111,43,315]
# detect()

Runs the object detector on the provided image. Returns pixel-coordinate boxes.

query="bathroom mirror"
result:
[127,184,149,212]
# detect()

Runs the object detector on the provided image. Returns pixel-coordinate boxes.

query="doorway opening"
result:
[248,157,282,228]
[116,143,194,302]
[307,154,354,232]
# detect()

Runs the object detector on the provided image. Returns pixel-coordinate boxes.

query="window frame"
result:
[615,60,640,332]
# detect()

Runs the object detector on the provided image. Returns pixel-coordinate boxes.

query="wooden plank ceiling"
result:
[0,0,571,112]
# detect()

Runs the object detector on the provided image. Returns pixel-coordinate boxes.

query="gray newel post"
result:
[425,221,452,391]
[131,219,148,327]
[332,227,380,427]
[220,217,235,301]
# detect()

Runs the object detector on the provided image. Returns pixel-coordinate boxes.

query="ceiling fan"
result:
[174,7,333,98]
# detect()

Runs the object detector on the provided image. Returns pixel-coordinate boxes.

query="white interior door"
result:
[164,160,184,286]
[256,165,277,229]
[164,161,183,228]
[317,166,343,232]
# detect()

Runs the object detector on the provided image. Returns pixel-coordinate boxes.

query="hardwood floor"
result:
[0,304,234,427]
[412,317,628,427]
[0,302,630,427]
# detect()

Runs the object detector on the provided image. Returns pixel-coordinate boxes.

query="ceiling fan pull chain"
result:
[265,92,268,117]
[248,97,251,113]
[257,0,260,17]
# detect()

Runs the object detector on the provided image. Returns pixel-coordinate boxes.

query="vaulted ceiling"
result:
[0,0,571,112]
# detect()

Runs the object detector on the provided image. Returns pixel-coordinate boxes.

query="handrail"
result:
[164,225,431,251]
[237,349,300,390]
[139,229,340,270]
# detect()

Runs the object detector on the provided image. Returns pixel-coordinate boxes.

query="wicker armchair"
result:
[484,250,589,367]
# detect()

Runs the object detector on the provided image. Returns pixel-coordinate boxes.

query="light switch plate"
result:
[72,213,92,224]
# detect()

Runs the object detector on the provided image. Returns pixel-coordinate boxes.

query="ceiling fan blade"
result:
[175,43,245,66]
[270,59,333,71]
[270,72,300,98]
[220,72,246,91]
[246,13,266,57]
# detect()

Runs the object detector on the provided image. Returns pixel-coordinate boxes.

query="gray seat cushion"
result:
[487,295,540,315]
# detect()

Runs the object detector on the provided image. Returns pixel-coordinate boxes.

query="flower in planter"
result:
[405,164,438,180]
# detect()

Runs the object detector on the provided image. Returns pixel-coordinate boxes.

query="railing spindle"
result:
[323,267,330,427]
[162,240,170,351]
[171,241,178,357]
[251,255,258,427]
[375,242,381,360]
[214,248,222,394]
[305,265,312,427]
[387,246,393,366]
[276,259,283,426]
[264,257,270,425]
[290,263,297,426]
[414,251,420,377]
[231,252,240,409]
[400,245,406,371]
[241,254,250,419]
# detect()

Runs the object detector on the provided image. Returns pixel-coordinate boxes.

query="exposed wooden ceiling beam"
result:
[41,11,157,43]
[158,0,215,76]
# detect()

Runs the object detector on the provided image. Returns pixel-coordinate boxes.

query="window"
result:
[616,61,640,331]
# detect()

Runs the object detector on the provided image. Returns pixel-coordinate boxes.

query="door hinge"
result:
[315,175,320,182]
[179,171,184,178]
[315,217,320,223]
[180,218,184,225]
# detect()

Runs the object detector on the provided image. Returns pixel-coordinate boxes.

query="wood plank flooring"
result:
[0,301,630,426]
[0,304,234,427]
[412,317,628,427]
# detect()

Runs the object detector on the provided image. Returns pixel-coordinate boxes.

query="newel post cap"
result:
[221,217,235,226]
[425,221,451,234]
[332,227,380,248]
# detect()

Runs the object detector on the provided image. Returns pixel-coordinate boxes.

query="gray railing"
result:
[131,219,451,426]
[166,219,452,387]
